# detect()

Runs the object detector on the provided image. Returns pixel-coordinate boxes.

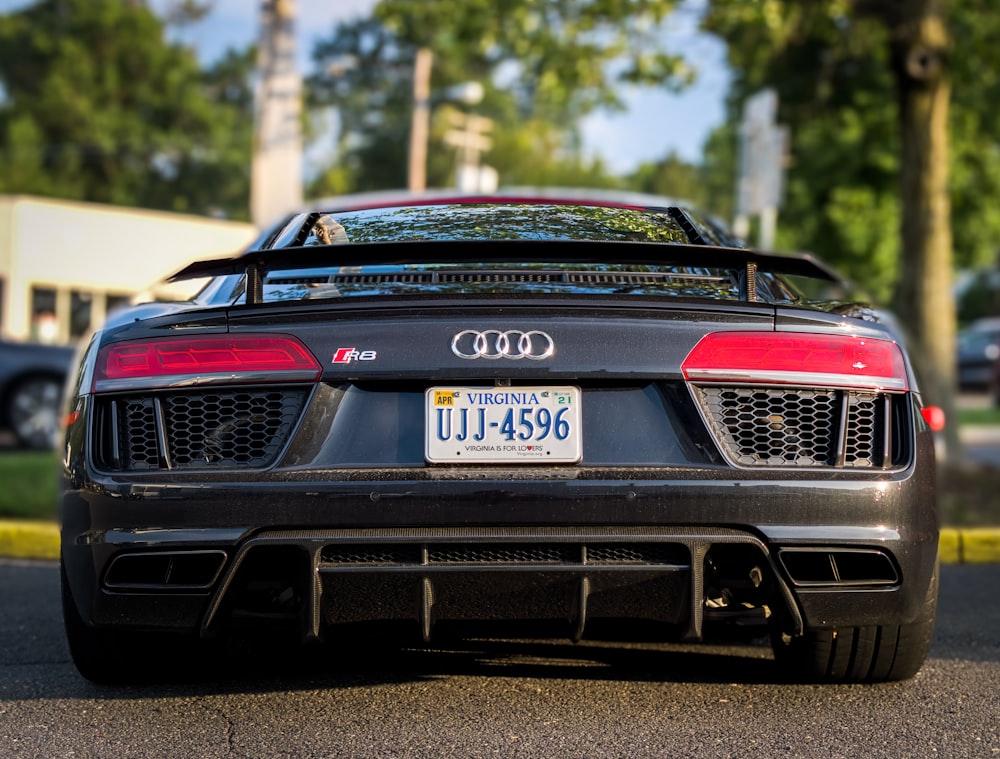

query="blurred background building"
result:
[0,195,256,345]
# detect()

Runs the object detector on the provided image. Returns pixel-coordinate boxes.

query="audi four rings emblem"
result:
[451,329,555,360]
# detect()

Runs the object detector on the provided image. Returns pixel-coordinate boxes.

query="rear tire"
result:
[61,564,203,684]
[771,560,938,682]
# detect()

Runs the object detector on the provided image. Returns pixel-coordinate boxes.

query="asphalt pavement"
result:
[3,561,998,757]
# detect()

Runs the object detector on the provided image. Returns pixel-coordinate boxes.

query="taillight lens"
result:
[681,331,908,391]
[921,406,946,431]
[94,335,321,391]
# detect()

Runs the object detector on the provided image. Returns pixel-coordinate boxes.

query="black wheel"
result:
[61,564,204,684]
[7,375,63,450]
[771,561,938,683]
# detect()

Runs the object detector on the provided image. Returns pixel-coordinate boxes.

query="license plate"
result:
[425,386,582,464]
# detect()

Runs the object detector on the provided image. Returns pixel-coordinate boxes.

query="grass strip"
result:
[0,451,60,521]
[958,406,1000,426]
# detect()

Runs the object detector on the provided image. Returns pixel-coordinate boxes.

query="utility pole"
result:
[408,47,433,193]
[251,0,303,227]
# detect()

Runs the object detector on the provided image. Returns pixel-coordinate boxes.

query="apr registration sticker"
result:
[434,390,457,407]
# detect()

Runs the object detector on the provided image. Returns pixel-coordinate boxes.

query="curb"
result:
[0,520,60,561]
[1,521,998,565]
[938,527,1000,564]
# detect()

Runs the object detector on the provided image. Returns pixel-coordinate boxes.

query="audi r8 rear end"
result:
[59,199,938,683]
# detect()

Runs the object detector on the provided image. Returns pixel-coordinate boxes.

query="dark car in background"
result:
[0,338,76,449]
[957,317,1000,393]
[59,197,939,684]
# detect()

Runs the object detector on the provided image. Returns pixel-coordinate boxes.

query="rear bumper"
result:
[61,440,939,643]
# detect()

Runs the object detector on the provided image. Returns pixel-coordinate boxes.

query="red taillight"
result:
[681,331,908,391]
[921,406,946,431]
[94,335,321,391]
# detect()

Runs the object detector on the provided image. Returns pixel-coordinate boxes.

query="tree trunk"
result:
[890,0,959,458]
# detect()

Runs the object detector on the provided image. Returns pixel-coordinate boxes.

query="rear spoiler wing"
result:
[167,239,840,305]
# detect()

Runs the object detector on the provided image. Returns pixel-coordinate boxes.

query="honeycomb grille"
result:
[122,399,160,470]
[430,544,578,564]
[105,388,307,471]
[319,543,689,567]
[323,546,423,565]
[844,393,879,467]
[587,544,686,564]
[694,386,886,468]
[162,391,303,467]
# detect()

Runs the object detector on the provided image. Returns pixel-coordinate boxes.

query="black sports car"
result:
[59,198,939,683]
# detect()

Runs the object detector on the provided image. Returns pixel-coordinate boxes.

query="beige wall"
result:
[0,196,256,343]
[0,200,12,274]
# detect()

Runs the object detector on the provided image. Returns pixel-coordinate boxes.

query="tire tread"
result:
[772,561,937,683]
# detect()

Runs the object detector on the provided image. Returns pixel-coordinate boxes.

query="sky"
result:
[0,0,731,175]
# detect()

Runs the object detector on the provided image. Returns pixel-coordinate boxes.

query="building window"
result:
[31,287,58,344]
[106,293,132,317]
[70,290,93,339]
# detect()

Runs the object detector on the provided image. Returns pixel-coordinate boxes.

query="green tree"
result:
[373,0,690,120]
[698,122,739,225]
[702,2,901,299]
[306,0,691,196]
[702,0,970,453]
[0,0,253,218]
[628,151,709,208]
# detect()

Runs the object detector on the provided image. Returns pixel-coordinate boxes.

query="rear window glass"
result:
[296,204,691,246]
[216,203,798,305]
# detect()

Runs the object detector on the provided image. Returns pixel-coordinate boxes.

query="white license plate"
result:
[425,386,582,464]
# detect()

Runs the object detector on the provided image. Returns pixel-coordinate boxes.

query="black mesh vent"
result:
[122,398,160,470]
[429,544,578,564]
[438,272,560,284]
[163,390,303,468]
[318,542,690,567]
[586,544,687,565]
[323,546,423,565]
[106,388,307,471]
[694,386,888,468]
[268,270,727,287]
[339,273,434,285]
[844,393,879,467]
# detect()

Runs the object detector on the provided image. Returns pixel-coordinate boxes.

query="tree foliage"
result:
[306,0,690,196]
[373,0,690,120]
[944,0,1000,278]
[0,0,253,218]
[700,2,902,301]
[701,0,974,457]
[701,1,1000,301]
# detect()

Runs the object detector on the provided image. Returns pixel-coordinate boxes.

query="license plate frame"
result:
[425,386,582,464]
